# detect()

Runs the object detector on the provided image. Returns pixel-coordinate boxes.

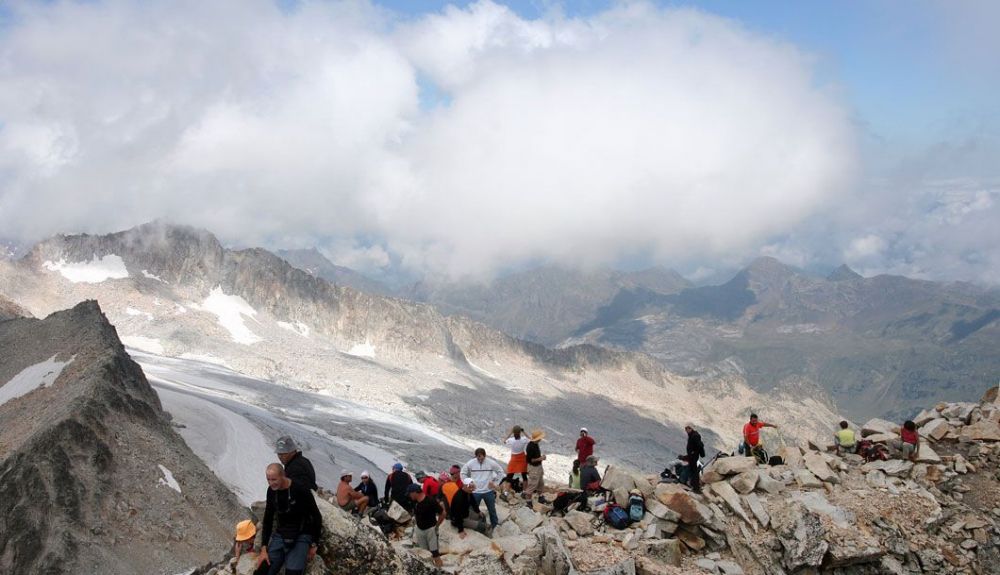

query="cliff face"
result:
[0,301,243,575]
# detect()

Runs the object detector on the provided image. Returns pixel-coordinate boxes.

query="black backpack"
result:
[551,492,573,514]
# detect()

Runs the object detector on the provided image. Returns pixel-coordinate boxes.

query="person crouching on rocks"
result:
[257,463,322,575]
[231,519,260,574]
[449,482,487,539]
[408,484,446,568]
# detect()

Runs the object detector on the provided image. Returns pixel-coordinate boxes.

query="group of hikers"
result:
[231,413,923,574]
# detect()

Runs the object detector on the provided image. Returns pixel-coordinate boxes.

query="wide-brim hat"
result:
[235,519,256,542]
[530,429,546,442]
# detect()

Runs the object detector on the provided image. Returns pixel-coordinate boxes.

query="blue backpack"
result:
[627,494,645,522]
[603,503,631,529]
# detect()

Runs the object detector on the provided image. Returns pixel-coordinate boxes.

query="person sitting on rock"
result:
[575,427,596,464]
[440,471,460,508]
[834,421,857,454]
[524,429,546,500]
[383,462,415,511]
[231,519,261,574]
[502,425,530,493]
[408,484,446,568]
[574,455,603,511]
[449,482,487,539]
[900,420,920,461]
[460,448,506,532]
[569,459,582,490]
[275,436,317,491]
[354,470,379,509]
[336,471,369,514]
[257,463,322,575]
[741,414,778,456]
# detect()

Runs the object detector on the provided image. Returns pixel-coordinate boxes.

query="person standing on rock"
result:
[408,484,446,568]
[383,462,415,511]
[355,470,379,509]
[524,429,546,500]
[575,427,596,464]
[336,471,369,514]
[684,423,705,494]
[741,414,777,457]
[275,436,318,491]
[257,463,322,575]
[569,460,582,489]
[502,425,530,492]
[460,448,505,533]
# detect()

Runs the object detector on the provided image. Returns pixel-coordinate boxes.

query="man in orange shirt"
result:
[741,413,778,456]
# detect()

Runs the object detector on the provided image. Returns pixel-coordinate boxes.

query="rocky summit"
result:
[0,301,243,575]
[192,392,1000,575]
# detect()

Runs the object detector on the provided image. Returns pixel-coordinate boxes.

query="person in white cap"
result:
[575,427,595,464]
[335,470,369,514]
[354,470,379,508]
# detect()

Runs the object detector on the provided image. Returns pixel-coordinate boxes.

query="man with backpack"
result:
[741,414,778,458]
[685,423,705,494]
[256,463,322,575]
[383,462,415,511]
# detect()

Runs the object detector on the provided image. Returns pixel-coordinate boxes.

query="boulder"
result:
[700,469,725,484]
[630,472,656,498]
[827,533,884,567]
[862,418,899,437]
[675,527,705,551]
[743,492,770,528]
[730,471,758,495]
[438,525,499,557]
[919,418,950,441]
[803,453,839,484]
[636,556,676,575]
[707,457,757,476]
[865,470,887,488]
[913,409,939,427]
[808,438,836,452]
[646,499,681,523]
[777,446,803,468]
[773,504,828,570]
[961,420,1000,442]
[864,433,897,444]
[511,506,544,532]
[794,469,823,488]
[716,560,745,575]
[639,539,682,567]
[953,454,969,474]
[862,459,913,477]
[493,534,539,559]
[563,510,594,537]
[653,483,713,525]
[710,481,752,525]
[915,443,941,464]
[493,520,522,539]
[601,465,638,493]
[755,472,784,495]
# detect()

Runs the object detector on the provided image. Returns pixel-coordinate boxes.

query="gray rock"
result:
[716,560,744,575]
[639,538,682,566]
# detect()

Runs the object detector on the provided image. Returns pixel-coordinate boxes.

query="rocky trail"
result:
[192,394,1000,575]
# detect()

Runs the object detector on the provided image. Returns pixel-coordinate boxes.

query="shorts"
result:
[412,525,439,556]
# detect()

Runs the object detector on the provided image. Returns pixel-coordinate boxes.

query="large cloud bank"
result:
[0,0,858,278]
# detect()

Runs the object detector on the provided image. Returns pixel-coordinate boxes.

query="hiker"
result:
[580,455,602,492]
[408,484,446,568]
[256,463,322,575]
[460,448,505,531]
[336,471,369,514]
[900,420,920,461]
[275,436,318,491]
[568,460,581,489]
[575,427,596,463]
[383,462,415,511]
[524,429,546,499]
[834,421,857,454]
[685,423,705,494]
[231,519,261,573]
[440,470,460,508]
[449,482,487,539]
[741,414,778,456]
[502,425,530,492]
[415,470,441,498]
[355,470,379,509]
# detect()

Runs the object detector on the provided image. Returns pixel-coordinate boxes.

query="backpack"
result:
[551,492,572,514]
[627,494,645,522]
[603,503,631,529]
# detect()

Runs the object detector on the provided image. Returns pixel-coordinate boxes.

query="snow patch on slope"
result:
[201,287,261,345]
[0,355,74,407]
[141,269,167,283]
[277,321,310,338]
[125,307,154,320]
[42,254,129,283]
[157,464,182,493]
[347,341,376,358]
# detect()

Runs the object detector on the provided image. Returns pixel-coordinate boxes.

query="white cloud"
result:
[0,0,858,280]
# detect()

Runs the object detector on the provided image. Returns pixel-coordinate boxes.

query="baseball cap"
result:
[274,436,298,454]
[406,484,422,494]
[392,462,403,471]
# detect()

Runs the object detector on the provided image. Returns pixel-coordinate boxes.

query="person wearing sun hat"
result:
[231,519,258,571]
[354,470,379,509]
[336,470,369,514]
[523,429,547,499]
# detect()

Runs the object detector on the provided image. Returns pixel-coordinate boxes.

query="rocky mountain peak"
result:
[827,264,863,282]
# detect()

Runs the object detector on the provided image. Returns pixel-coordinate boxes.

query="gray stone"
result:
[755,472,784,495]
[511,506,544,532]
[743,492,770,529]
[654,483,713,525]
[794,469,823,488]
[710,481,752,525]
[862,418,898,437]
[694,558,718,572]
[639,538,682,567]
[646,499,681,522]
[563,510,594,537]
[862,459,913,477]
[803,453,838,484]
[730,471,758,495]
[707,457,757,476]
[716,560,744,575]
[773,504,828,570]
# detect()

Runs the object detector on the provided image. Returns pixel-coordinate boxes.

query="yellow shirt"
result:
[835,428,856,447]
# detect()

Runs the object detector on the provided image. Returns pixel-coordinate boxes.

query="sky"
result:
[0,0,997,284]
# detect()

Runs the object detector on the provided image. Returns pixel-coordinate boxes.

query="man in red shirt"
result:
[741,414,778,455]
[575,428,596,463]
[415,470,441,497]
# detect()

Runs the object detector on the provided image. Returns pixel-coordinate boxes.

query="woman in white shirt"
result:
[502,425,530,491]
